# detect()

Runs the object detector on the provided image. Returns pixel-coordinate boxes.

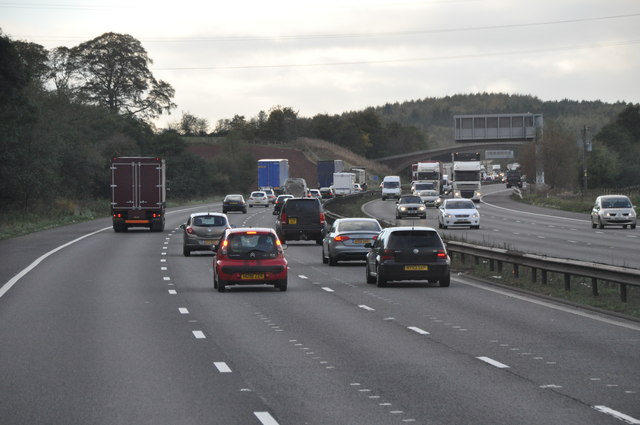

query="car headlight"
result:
[400,207,407,211]
[444,213,453,219]
[471,213,479,218]
[418,206,426,211]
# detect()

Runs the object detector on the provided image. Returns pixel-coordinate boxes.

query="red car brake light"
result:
[334,235,350,242]
[380,249,394,261]
[186,226,194,234]
[280,212,287,225]
[437,249,447,259]
[319,212,325,225]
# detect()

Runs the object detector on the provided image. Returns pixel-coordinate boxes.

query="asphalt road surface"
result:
[1,200,639,425]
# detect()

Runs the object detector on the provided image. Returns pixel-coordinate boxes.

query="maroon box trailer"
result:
[110,157,166,232]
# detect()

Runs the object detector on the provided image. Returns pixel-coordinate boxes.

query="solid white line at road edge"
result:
[0,226,112,300]
[0,204,219,300]
[254,412,280,425]
[593,405,640,424]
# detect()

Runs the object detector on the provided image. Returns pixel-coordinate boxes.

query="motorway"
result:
[1,195,639,425]
[365,185,640,269]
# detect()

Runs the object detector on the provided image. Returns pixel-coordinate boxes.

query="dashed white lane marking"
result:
[161,266,167,270]
[593,405,640,424]
[408,326,430,335]
[214,362,232,373]
[192,330,206,339]
[358,305,375,311]
[178,307,189,314]
[254,411,280,425]
[168,289,177,295]
[477,356,510,369]
[322,287,335,293]
[160,259,166,262]
[298,274,308,279]
[163,276,171,281]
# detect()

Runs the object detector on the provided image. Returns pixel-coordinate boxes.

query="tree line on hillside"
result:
[2,29,639,217]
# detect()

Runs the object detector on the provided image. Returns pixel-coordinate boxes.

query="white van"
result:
[381,175,402,200]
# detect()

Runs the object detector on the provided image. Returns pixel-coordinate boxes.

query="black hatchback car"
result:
[365,226,450,287]
[275,197,327,244]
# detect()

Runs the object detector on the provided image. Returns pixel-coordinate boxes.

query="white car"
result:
[248,191,269,207]
[308,189,322,199]
[438,198,480,229]
[416,189,440,207]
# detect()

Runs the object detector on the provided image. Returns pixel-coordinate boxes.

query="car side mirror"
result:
[180,224,186,230]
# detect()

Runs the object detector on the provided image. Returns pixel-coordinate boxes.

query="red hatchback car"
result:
[213,227,288,292]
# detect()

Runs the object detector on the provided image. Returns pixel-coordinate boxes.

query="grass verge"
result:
[0,197,221,241]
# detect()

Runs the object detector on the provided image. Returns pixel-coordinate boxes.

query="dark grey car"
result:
[181,212,231,256]
[365,226,450,287]
[275,197,327,244]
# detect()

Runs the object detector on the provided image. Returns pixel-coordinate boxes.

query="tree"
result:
[70,32,176,119]
[169,111,209,136]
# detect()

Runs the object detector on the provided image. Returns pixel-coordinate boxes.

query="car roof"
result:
[598,195,630,200]
[225,227,276,235]
[334,217,380,223]
[190,212,227,218]
[225,194,244,198]
[383,226,438,232]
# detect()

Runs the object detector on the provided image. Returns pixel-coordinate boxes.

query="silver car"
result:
[591,195,637,229]
[181,212,231,256]
[395,195,427,219]
[322,218,382,266]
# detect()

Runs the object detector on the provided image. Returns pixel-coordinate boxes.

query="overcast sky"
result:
[2,0,639,130]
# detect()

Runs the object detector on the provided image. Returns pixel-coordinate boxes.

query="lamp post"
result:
[581,126,591,191]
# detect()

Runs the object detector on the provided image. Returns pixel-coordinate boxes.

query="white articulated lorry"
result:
[414,161,444,194]
[452,155,482,202]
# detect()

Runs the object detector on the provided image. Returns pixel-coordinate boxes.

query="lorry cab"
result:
[381,175,402,200]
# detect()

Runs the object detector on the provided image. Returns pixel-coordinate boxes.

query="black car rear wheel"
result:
[365,263,376,284]
[439,274,451,287]
[278,277,288,292]
[376,266,387,287]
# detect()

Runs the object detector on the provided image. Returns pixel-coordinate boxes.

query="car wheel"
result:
[438,221,443,229]
[213,272,218,289]
[598,218,605,229]
[472,225,480,230]
[376,265,387,287]
[217,279,226,292]
[632,223,637,229]
[328,253,337,266]
[278,276,288,292]
[183,246,191,256]
[316,238,323,245]
[591,219,597,229]
[243,209,247,214]
[623,225,628,229]
[322,247,328,264]
[439,274,451,287]
[222,209,227,214]
[365,263,376,284]
[442,224,448,229]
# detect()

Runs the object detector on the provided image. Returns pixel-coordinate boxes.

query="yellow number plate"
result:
[241,273,265,280]
[288,218,297,224]
[405,265,428,271]
[354,239,369,244]
[203,240,216,245]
